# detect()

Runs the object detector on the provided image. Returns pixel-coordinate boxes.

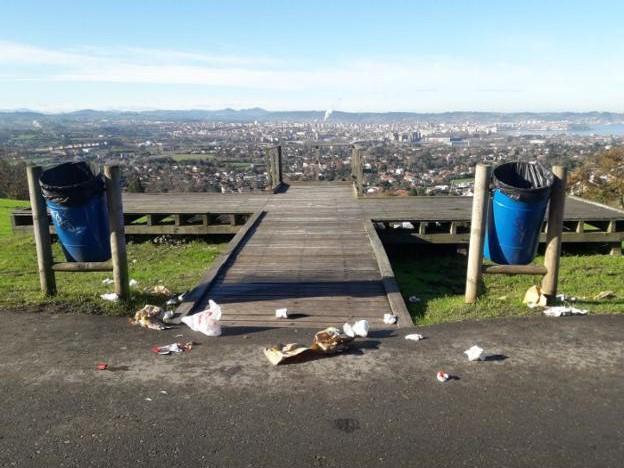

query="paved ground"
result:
[1,309,623,467]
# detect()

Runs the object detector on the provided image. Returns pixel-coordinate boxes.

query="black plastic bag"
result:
[39,162,105,206]
[492,161,554,202]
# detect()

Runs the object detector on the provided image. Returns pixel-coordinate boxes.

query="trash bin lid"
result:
[39,162,105,206]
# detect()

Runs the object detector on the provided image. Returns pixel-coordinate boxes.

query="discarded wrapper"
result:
[408,296,421,303]
[464,345,485,361]
[275,308,288,319]
[264,322,368,365]
[151,285,172,296]
[405,333,424,341]
[383,313,398,325]
[181,299,222,336]
[96,362,108,371]
[436,370,449,382]
[343,320,369,338]
[129,279,139,287]
[594,290,616,301]
[102,278,113,286]
[100,292,119,302]
[523,285,548,308]
[130,305,169,331]
[543,306,588,317]
[151,342,193,355]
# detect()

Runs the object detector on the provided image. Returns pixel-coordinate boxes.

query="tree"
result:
[126,173,145,193]
[0,159,29,200]
[569,147,624,208]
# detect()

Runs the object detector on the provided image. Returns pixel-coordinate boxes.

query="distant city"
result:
[1,109,623,197]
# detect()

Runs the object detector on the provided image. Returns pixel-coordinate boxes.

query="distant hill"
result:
[0,108,623,124]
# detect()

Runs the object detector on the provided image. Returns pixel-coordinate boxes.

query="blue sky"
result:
[1,0,623,112]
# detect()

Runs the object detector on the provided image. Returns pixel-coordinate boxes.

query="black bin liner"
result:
[492,161,554,202]
[39,162,105,206]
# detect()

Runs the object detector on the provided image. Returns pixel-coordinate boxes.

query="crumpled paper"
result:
[543,306,588,317]
[464,345,485,361]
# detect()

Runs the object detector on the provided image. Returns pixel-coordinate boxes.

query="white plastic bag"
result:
[181,299,222,337]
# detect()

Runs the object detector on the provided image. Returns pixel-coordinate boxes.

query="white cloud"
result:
[0,40,623,112]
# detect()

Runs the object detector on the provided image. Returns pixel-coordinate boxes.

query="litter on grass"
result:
[102,278,113,285]
[130,305,172,331]
[405,333,424,341]
[464,345,485,361]
[100,292,119,302]
[264,320,368,365]
[543,306,588,317]
[436,370,449,382]
[408,296,421,303]
[275,308,289,319]
[594,290,616,300]
[151,342,193,355]
[129,279,139,287]
[151,285,172,296]
[383,313,398,325]
[181,299,222,336]
[523,285,548,308]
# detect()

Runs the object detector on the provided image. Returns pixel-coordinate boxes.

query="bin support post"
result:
[465,163,491,304]
[104,165,130,300]
[541,165,567,303]
[26,165,56,296]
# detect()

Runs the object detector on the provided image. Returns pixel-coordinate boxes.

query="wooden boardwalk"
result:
[190,183,409,329]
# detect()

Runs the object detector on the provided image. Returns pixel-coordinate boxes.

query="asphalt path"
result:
[1,309,623,467]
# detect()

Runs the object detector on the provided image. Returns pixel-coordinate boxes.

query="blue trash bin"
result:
[484,162,554,265]
[40,162,111,262]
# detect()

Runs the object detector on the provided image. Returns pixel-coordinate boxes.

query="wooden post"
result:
[26,165,56,295]
[104,165,130,300]
[465,163,491,303]
[351,146,363,196]
[541,165,567,301]
[276,145,283,185]
[607,221,622,256]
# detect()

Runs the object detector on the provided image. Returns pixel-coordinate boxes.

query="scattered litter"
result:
[160,390,168,395]
[401,221,415,229]
[264,324,368,365]
[543,306,588,317]
[408,296,421,303]
[151,342,193,355]
[594,290,616,301]
[166,298,178,306]
[101,278,113,285]
[556,293,577,302]
[405,333,424,341]
[497,295,508,301]
[151,285,172,296]
[464,345,485,361]
[343,320,369,338]
[178,292,187,302]
[100,292,119,302]
[174,334,184,338]
[523,285,548,308]
[436,370,449,382]
[96,362,108,371]
[145,397,152,402]
[264,343,311,365]
[181,299,222,336]
[129,279,139,287]
[130,305,171,331]
[383,313,398,325]
[275,308,289,319]
[162,310,175,324]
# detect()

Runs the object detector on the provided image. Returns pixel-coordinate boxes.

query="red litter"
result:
[151,342,193,355]
[96,363,108,371]
[436,370,449,382]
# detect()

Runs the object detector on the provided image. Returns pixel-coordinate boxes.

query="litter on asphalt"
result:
[543,306,588,317]
[96,362,108,371]
[181,299,222,336]
[405,333,424,341]
[151,342,193,355]
[464,345,485,361]
[130,304,172,331]
[343,320,369,338]
[436,370,450,382]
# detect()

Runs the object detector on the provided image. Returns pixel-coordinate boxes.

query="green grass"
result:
[391,246,624,326]
[169,153,217,162]
[0,198,225,315]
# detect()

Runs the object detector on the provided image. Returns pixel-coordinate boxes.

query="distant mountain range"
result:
[1,108,623,124]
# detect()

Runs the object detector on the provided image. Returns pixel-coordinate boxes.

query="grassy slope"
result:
[0,199,224,315]
[391,248,624,326]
